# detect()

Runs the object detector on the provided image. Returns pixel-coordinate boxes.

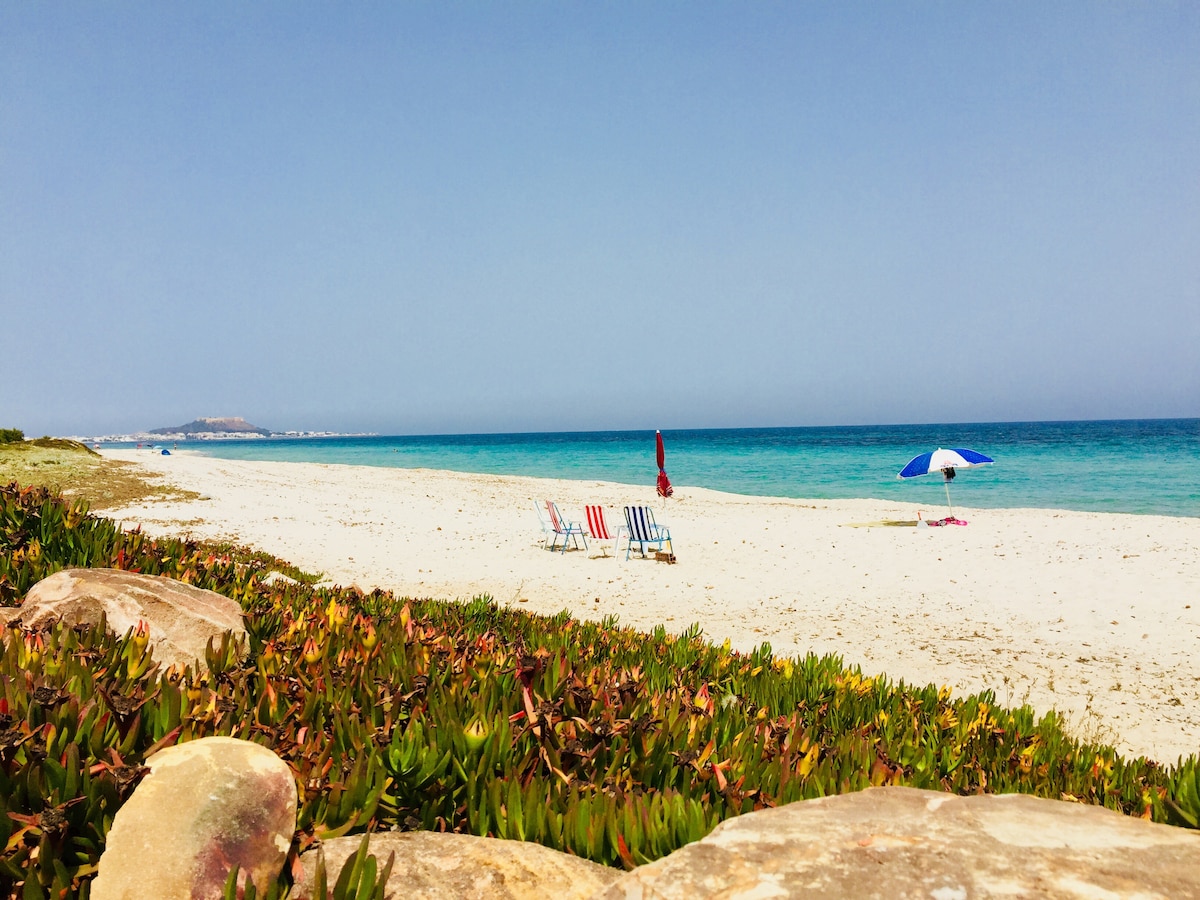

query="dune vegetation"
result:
[2,476,1199,898]
[0,439,199,510]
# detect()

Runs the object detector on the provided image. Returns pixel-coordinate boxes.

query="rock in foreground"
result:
[295,831,622,900]
[92,737,296,900]
[597,786,1200,899]
[13,568,245,671]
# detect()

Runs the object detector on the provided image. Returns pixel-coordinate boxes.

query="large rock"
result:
[294,831,622,900]
[12,568,245,671]
[92,737,297,900]
[597,787,1200,899]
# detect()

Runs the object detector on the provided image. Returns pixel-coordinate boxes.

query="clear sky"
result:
[3,3,1197,436]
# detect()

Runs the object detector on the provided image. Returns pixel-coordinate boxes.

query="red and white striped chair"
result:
[584,505,625,557]
[545,501,587,553]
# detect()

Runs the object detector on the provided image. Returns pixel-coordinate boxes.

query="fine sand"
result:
[100,450,1200,764]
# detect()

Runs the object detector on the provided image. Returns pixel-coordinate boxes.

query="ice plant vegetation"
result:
[2,481,1199,897]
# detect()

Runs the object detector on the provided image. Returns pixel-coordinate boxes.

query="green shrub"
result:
[1,480,1196,897]
[0,429,24,445]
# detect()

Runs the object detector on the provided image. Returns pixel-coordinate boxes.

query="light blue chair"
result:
[622,506,672,559]
[545,501,588,553]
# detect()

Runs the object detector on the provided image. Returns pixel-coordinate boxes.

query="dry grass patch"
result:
[0,439,200,509]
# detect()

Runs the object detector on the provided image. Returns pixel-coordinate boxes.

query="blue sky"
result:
[3,3,1197,436]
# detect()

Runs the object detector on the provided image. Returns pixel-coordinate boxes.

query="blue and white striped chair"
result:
[622,506,672,559]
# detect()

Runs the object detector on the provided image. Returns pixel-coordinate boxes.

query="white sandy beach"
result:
[99,449,1200,764]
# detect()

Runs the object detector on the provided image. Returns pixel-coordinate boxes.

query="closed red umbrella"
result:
[656,430,673,498]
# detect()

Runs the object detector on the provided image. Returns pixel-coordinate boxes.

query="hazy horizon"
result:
[5,4,1197,437]
[61,413,1200,441]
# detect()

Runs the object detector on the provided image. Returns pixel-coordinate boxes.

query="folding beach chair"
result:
[584,505,625,557]
[622,506,672,560]
[545,501,588,554]
[533,500,556,549]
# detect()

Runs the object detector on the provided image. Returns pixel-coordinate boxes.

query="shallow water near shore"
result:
[123,418,1199,517]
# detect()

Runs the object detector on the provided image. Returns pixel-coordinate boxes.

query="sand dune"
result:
[101,449,1200,764]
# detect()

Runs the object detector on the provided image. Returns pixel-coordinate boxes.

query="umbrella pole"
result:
[943,479,955,519]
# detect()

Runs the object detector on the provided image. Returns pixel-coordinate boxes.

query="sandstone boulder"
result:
[91,736,297,900]
[294,831,622,900]
[597,787,1200,899]
[12,568,245,671]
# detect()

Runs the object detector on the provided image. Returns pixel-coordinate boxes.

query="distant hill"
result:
[150,417,271,436]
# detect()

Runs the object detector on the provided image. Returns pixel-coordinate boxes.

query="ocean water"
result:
[135,419,1199,518]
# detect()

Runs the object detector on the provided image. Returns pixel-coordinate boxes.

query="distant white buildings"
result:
[72,431,374,444]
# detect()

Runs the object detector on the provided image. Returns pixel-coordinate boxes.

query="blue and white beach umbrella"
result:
[898,447,994,518]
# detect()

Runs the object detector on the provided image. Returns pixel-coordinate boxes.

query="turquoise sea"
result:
[139,419,1199,518]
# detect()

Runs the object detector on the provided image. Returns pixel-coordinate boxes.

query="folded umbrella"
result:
[656,430,673,498]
